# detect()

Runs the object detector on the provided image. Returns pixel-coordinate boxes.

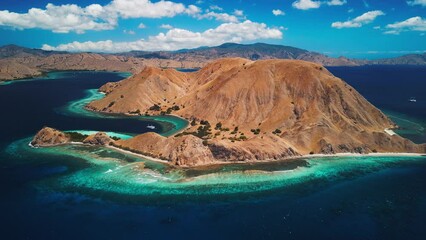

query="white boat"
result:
[146,125,156,129]
[409,97,417,102]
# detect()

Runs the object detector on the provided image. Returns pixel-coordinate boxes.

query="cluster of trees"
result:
[272,129,282,135]
[251,128,261,135]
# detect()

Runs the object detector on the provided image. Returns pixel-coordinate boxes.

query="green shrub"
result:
[67,132,89,142]
[149,104,161,111]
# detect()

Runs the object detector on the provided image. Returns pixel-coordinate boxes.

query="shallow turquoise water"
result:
[56,88,188,136]
[7,136,426,198]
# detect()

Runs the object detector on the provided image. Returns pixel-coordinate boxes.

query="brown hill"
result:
[0,52,204,81]
[85,58,425,166]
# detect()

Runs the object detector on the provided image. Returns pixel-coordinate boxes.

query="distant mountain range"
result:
[118,42,360,66]
[0,43,425,81]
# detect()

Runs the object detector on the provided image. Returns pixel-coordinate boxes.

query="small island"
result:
[33,58,426,167]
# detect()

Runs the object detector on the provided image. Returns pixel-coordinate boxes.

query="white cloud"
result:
[407,0,426,6]
[209,5,223,11]
[0,0,202,33]
[272,9,285,16]
[292,0,321,10]
[327,0,347,6]
[385,16,426,34]
[185,5,202,15]
[106,0,187,18]
[332,10,385,29]
[42,20,283,52]
[0,3,116,33]
[383,30,399,35]
[292,0,346,10]
[234,9,244,16]
[138,23,146,29]
[198,11,239,23]
[160,24,173,29]
[123,29,135,34]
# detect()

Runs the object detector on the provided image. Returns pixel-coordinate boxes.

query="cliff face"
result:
[86,58,425,166]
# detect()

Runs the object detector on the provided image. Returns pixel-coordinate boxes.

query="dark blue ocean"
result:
[0,66,425,240]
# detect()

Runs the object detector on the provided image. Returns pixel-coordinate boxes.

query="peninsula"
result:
[33,58,426,167]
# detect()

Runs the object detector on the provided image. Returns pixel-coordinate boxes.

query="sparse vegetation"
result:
[129,109,141,115]
[231,126,239,134]
[200,120,210,125]
[149,104,161,111]
[251,128,261,135]
[67,132,89,142]
[272,129,282,135]
[175,121,212,139]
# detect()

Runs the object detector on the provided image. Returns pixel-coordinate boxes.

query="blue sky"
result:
[0,0,425,58]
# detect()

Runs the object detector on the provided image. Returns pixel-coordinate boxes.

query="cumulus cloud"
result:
[106,0,192,18]
[123,29,135,34]
[407,0,426,6]
[272,9,285,16]
[209,5,223,11]
[327,0,347,6]
[234,9,244,16]
[331,10,385,29]
[0,0,202,33]
[0,3,115,33]
[42,20,283,52]
[160,24,173,29]
[292,0,347,10]
[198,11,239,23]
[292,0,321,10]
[385,16,426,34]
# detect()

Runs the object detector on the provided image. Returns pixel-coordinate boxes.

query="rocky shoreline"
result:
[30,58,426,167]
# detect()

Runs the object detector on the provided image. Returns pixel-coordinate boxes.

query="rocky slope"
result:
[87,58,426,166]
[83,132,113,145]
[31,127,70,147]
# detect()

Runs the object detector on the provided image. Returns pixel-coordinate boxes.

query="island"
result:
[32,58,426,167]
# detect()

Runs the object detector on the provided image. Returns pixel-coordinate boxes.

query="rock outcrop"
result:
[113,132,216,166]
[82,132,113,146]
[31,127,70,147]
